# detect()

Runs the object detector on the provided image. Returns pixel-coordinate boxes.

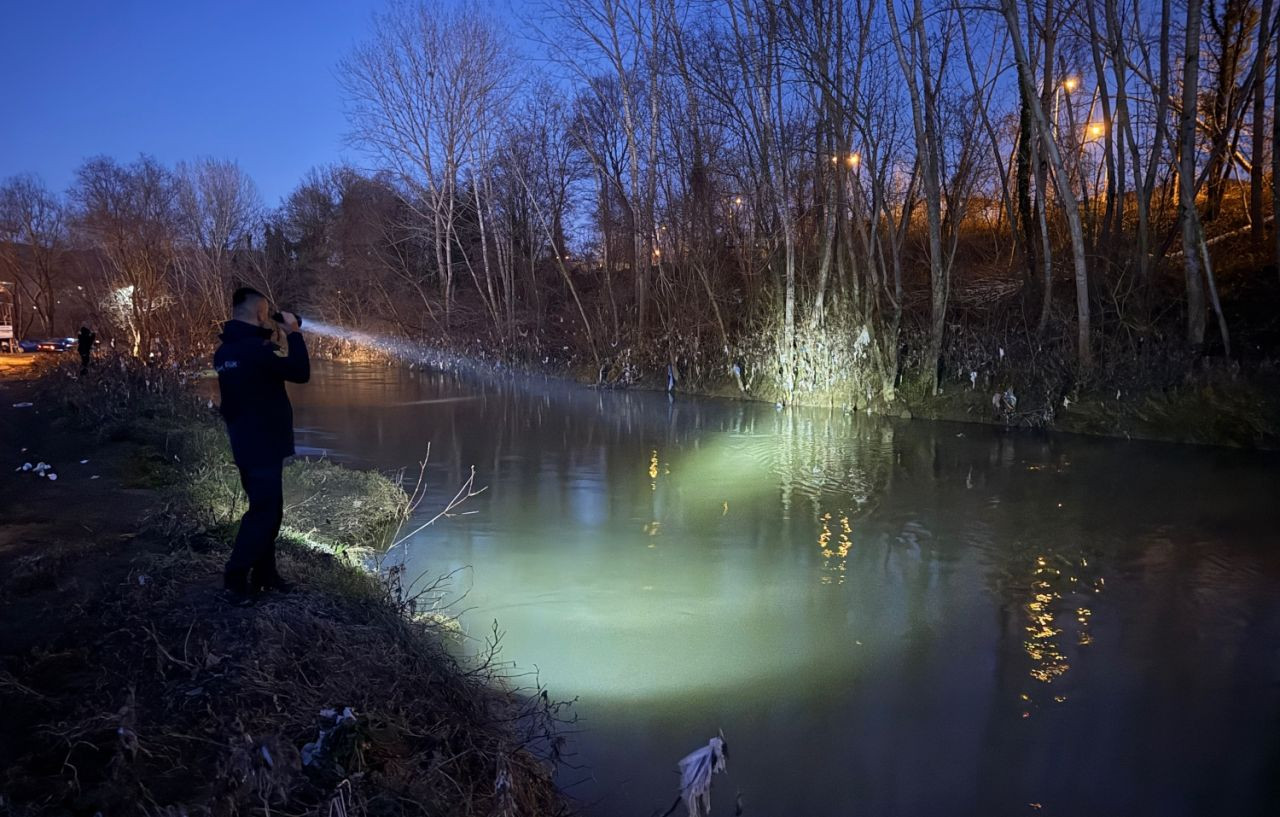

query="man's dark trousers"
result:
[226,461,285,582]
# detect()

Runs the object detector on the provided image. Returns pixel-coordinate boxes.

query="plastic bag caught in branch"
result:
[677,734,728,817]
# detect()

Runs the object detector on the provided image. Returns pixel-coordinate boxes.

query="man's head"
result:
[231,287,269,326]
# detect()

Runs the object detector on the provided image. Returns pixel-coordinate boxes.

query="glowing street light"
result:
[1053,77,1080,137]
[1087,122,1106,139]
[847,152,861,169]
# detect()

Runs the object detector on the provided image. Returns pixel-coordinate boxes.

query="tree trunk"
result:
[886,0,948,393]
[1001,0,1092,366]
[1035,139,1054,334]
[960,14,1019,267]
[1251,0,1273,248]
[1017,81,1038,290]
[1086,0,1118,253]
[809,173,838,327]
[1275,0,1280,279]
[1179,0,1207,348]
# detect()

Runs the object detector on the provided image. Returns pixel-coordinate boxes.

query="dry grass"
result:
[2,543,570,816]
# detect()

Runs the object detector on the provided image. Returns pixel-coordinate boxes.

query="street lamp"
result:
[1053,77,1079,134]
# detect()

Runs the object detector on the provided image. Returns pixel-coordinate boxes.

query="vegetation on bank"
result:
[2,357,569,816]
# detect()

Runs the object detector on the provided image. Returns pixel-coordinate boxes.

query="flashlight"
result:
[271,310,303,328]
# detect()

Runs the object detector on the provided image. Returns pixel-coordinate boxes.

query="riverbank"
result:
[0,358,567,815]
[310,326,1280,450]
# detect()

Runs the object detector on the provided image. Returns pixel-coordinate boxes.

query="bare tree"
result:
[72,156,180,357]
[1178,0,1232,354]
[536,0,666,335]
[175,158,263,332]
[1275,0,1280,276]
[341,0,511,327]
[1001,0,1094,366]
[886,0,951,393]
[1202,0,1259,222]
[0,174,66,337]
[1250,0,1273,247]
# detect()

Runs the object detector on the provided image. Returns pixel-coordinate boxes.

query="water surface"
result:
[292,362,1280,816]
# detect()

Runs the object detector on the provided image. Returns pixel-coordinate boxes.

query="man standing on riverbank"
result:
[77,326,95,373]
[214,287,309,601]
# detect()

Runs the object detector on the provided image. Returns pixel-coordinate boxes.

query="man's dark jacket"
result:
[214,320,310,468]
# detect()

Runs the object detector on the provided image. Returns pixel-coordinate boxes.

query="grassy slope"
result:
[0,358,568,816]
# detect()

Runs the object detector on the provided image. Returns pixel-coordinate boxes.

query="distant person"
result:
[213,287,309,602]
[77,326,95,373]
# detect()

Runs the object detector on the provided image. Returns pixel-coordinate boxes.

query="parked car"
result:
[17,339,39,352]
[34,337,76,353]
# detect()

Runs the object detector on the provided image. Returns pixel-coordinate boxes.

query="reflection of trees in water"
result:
[883,421,1110,708]
[771,408,896,516]
[732,408,895,587]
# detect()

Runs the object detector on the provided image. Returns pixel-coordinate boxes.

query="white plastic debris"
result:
[969,371,977,389]
[80,459,89,465]
[90,475,100,480]
[12,402,33,408]
[999,347,1005,360]
[678,735,728,817]
[302,707,358,767]
[993,389,1017,414]
[47,473,57,481]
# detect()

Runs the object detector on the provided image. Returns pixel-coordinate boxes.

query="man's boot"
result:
[251,568,294,594]
[223,570,255,605]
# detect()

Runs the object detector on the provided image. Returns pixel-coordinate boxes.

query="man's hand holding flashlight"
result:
[277,311,301,334]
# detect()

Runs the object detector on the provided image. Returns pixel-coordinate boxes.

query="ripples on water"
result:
[292,363,1280,817]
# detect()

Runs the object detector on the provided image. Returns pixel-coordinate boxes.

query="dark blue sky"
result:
[1,0,390,206]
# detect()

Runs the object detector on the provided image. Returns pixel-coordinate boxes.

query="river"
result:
[290,361,1280,816]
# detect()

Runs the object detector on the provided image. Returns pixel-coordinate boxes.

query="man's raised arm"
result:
[268,311,310,383]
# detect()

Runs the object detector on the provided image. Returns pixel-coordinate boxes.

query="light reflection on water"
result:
[292,362,1280,817]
